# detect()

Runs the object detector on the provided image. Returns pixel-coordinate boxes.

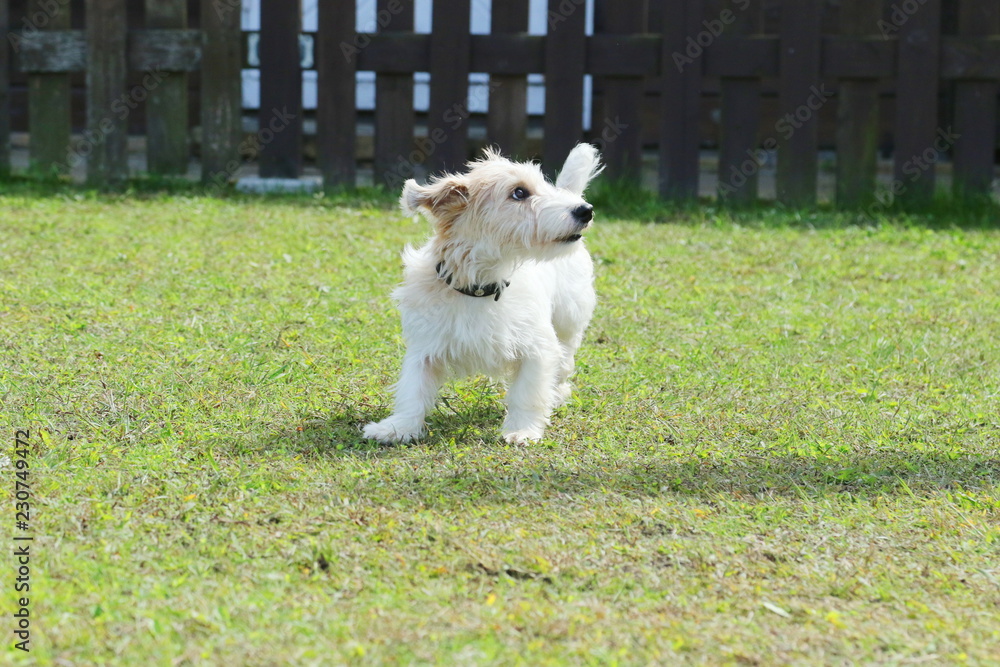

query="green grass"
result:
[2,181,999,665]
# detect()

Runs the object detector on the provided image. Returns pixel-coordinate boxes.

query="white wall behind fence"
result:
[240,0,594,129]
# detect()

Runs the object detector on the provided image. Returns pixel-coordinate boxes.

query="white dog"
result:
[363,143,603,444]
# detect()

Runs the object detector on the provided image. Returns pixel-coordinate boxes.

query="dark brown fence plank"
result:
[472,34,541,75]
[543,0,586,178]
[317,0,356,188]
[146,0,189,175]
[718,0,762,205]
[85,0,128,186]
[427,0,471,175]
[15,31,85,72]
[0,0,7,176]
[588,35,660,75]
[354,33,428,72]
[659,0,703,199]
[705,35,776,78]
[200,0,242,187]
[893,0,940,204]
[18,30,202,73]
[953,0,999,196]
[942,36,1000,78]
[373,0,413,188]
[835,1,881,208]
[488,0,529,159]
[130,30,203,72]
[27,0,71,174]
[599,0,645,182]
[775,0,822,207]
[259,0,302,178]
[823,37,894,78]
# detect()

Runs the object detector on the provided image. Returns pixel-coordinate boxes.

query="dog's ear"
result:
[555,143,604,195]
[400,177,469,227]
[400,179,424,216]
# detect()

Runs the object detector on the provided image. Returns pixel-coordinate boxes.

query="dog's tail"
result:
[556,143,604,195]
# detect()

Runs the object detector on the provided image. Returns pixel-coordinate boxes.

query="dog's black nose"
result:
[572,204,593,223]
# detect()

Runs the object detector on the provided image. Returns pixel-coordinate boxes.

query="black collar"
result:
[436,262,510,301]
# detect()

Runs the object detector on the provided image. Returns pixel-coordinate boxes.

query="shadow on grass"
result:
[379,451,1000,503]
[254,406,999,501]
[257,394,508,459]
[259,409,402,458]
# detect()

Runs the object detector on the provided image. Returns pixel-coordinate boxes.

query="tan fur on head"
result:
[400,177,469,235]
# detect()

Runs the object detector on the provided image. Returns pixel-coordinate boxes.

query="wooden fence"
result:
[1,0,242,187]
[1,0,999,206]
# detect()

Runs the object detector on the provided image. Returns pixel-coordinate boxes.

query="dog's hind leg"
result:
[502,354,558,443]
[553,331,585,407]
[363,352,445,443]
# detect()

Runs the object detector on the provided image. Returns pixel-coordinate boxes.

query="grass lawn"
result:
[2,182,999,665]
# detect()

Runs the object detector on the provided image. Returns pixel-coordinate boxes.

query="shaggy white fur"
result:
[363,143,603,444]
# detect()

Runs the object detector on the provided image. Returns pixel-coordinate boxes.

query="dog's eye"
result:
[511,187,530,201]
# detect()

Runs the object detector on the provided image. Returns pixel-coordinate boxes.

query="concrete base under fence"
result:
[235,176,323,194]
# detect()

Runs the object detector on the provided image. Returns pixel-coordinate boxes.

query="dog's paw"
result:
[502,428,544,445]
[363,418,424,444]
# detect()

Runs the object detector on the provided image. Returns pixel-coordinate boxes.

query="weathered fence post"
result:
[953,0,999,197]
[85,0,128,187]
[427,0,471,176]
[27,0,71,175]
[373,0,414,187]
[0,0,10,177]
[835,1,881,208]
[317,0,357,189]
[659,0,703,200]
[200,0,242,187]
[146,0,189,175]
[259,0,303,178]
[488,0,529,160]
[543,0,586,179]
[775,0,821,207]
[598,0,645,183]
[893,0,940,204]
[717,0,762,205]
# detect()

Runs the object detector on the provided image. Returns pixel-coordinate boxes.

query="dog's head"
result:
[400,144,602,262]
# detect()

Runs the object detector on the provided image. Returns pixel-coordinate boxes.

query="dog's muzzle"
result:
[559,204,593,243]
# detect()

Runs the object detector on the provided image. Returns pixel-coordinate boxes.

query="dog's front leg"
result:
[363,352,444,443]
[502,355,557,443]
